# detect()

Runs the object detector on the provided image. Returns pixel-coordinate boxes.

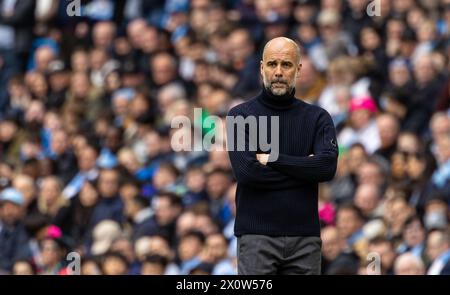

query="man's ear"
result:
[260,60,264,76]
[296,63,302,78]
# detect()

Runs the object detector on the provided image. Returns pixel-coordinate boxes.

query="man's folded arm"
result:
[267,111,339,183]
[227,108,302,190]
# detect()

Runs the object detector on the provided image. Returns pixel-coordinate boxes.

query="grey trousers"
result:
[237,234,322,275]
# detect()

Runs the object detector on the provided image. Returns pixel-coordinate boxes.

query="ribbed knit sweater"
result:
[227,88,339,237]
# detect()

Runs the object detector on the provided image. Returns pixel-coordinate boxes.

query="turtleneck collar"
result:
[258,87,297,110]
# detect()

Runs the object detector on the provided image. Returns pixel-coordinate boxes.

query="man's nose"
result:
[274,65,283,77]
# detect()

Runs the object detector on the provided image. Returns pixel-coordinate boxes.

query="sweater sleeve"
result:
[267,110,339,183]
[227,106,303,190]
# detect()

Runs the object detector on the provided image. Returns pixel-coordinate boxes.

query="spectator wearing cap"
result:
[90,219,122,256]
[0,188,29,272]
[46,60,70,109]
[338,96,380,154]
[37,225,70,275]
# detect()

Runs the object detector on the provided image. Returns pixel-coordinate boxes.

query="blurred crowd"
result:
[0,0,450,275]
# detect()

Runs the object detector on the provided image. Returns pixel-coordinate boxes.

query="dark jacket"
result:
[0,0,35,55]
[227,88,338,237]
[0,221,29,272]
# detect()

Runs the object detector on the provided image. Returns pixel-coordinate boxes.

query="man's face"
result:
[155,197,175,226]
[426,232,449,261]
[78,147,97,171]
[0,202,23,225]
[151,55,176,86]
[369,242,396,273]
[98,170,119,198]
[261,40,301,96]
[141,262,165,275]
[336,209,361,239]
[40,239,62,267]
[51,131,68,155]
[205,234,228,262]
[321,227,341,260]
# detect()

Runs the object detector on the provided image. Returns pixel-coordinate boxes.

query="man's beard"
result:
[263,78,294,96]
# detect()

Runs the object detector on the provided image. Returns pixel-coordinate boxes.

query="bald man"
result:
[227,37,338,274]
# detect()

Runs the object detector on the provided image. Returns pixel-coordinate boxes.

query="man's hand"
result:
[256,154,270,166]
[257,154,314,165]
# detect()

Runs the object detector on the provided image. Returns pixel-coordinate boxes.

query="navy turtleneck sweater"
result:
[227,88,339,237]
